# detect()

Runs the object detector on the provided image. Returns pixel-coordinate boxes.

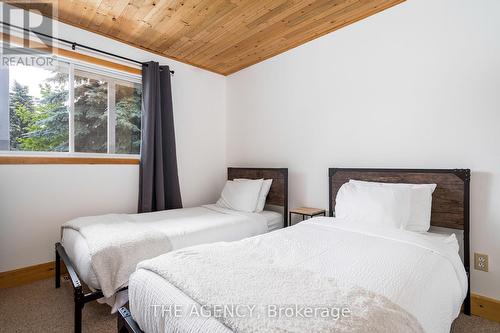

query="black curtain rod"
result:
[1,21,174,74]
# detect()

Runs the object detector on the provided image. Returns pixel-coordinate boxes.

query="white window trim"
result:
[107,78,116,154]
[66,56,141,84]
[68,63,75,153]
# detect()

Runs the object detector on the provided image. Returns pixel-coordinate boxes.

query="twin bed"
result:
[118,168,470,333]
[55,167,288,333]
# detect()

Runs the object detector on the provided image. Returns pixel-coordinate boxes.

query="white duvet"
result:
[61,205,269,299]
[129,217,467,333]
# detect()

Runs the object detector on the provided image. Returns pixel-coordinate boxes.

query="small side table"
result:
[289,207,326,226]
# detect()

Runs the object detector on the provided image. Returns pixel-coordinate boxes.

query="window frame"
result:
[2,52,142,160]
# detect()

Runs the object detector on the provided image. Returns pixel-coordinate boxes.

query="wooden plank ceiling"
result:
[10,0,404,75]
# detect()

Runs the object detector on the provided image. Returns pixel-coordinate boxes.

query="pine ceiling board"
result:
[147,0,202,36]
[133,0,187,43]
[216,0,400,71]
[87,8,108,31]
[55,0,78,24]
[6,0,405,75]
[214,0,396,73]
[78,0,103,27]
[182,0,343,64]
[150,0,234,52]
[118,0,162,40]
[215,0,392,71]
[193,1,402,72]
[245,0,299,30]
[142,0,175,26]
[129,0,185,46]
[162,0,249,56]
[220,0,403,74]
[178,0,308,62]
[132,0,193,49]
[161,2,252,60]
[108,0,147,37]
[97,0,130,34]
[193,0,351,65]
[77,1,96,26]
[182,0,238,39]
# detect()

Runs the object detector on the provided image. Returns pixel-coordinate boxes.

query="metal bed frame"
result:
[55,242,127,333]
[117,307,144,333]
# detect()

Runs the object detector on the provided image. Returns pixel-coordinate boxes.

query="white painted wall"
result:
[227,0,500,299]
[0,10,226,271]
[0,165,139,271]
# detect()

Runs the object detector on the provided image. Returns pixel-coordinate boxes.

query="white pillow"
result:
[235,178,273,212]
[335,182,411,229]
[349,180,437,232]
[216,179,263,212]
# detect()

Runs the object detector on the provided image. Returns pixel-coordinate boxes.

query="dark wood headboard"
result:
[328,168,470,230]
[227,167,288,225]
[328,167,471,314]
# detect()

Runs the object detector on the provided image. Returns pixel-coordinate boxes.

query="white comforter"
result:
[62,205,268,298]
[129,217,467,333]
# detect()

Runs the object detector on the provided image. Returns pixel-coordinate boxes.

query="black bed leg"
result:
[55,244,61,289]
[463,270,471,315]
[118,307,145,333]
[464,288,471,315]
[117,312,128,333]
[75,299,84,333]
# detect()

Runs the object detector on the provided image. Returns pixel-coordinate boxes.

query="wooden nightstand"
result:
[289,207,326,226]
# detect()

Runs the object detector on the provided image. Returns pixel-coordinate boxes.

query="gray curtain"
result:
[138,61,182,213]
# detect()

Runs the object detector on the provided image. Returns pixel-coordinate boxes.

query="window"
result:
[1,57,142,155]
[5,62,70,152]
[115,81,141,155]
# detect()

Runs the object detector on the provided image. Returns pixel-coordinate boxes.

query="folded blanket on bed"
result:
[62,214,172,298]
[137,228,424,333]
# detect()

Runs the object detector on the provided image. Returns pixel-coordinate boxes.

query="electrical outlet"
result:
[474,253,489,272]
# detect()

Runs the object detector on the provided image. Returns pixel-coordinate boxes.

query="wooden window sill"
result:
[0,156,140,165]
